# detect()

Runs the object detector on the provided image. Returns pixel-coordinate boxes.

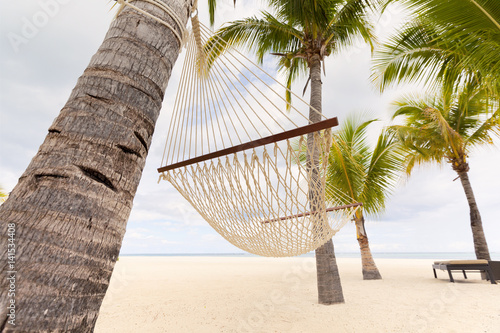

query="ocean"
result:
[120,252,500,260]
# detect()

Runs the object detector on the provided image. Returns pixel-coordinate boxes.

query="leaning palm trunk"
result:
[457,171,491,261]
[308,55,345,304]
[355,216,382,280]
[0,1,189,331]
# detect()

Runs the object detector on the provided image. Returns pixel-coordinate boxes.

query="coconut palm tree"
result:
[0,1,192,331]
[390,82,500,261]
[326,115,405,280]
[374,0,500,96]
[373,0,500,264]
[209,0,378,304]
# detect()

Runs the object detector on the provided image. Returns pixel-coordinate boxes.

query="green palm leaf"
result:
[375,0,500,95]
[390,83,499,173]
[326,114,406,217]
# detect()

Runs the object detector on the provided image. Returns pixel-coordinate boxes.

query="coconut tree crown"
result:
[391,83,500,174]
[209,0,377,106]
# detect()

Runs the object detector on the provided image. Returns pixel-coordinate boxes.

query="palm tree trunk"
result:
[308,54,344,304]
[457,171,491,261]
[0,1,189,331]
[315,239,344,304]
[355,215,382,280]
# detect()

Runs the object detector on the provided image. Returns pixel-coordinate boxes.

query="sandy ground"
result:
[94,256,500,333]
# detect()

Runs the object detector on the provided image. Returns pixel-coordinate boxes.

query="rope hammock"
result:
[117,0,361,257]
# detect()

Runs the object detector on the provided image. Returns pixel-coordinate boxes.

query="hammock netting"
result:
[156,15,360,257]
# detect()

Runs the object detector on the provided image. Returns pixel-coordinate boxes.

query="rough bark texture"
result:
[308,54,344,304]
[0,1,189,331]
[355,216,382,280]
[457,171,491,261]
[315,239,344,304]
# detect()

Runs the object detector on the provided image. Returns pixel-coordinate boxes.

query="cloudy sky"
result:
[1,0,498,256]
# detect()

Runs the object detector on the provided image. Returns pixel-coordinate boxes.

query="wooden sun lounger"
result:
[432,260,498,284]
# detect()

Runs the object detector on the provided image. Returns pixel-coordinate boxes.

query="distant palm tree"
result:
[374,0,500,96]
[209,0,378,304]
[326,115,405,279]
[390,82,499,260]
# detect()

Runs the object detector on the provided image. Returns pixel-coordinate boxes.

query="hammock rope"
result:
[115,0,190,47]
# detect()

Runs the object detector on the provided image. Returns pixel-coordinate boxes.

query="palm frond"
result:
[208,0,217,26]
[325,114,405,217]
[269,0,332,33]
[372,22,464,92]
[207,14,304,64]
[398,0,500,34]
[326,0,377,54]
[466,107,500,146]
[375,0,500,94]
[277,56,308,109]
[360,129,406,215]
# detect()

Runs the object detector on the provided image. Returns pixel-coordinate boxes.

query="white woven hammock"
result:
[145,8,361,257]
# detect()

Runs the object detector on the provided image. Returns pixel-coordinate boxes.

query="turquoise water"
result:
[120,252,499,260]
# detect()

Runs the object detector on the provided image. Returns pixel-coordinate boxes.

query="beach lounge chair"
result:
[432,260,498,284]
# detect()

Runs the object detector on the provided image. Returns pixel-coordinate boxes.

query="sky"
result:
[1,0,499,256]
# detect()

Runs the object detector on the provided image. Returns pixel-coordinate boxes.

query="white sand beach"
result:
[94,257,500,333]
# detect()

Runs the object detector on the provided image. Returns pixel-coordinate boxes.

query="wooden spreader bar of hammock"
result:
[158,117,339,173]
[261,202,363,224]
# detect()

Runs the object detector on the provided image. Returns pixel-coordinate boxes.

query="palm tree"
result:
[374,0,500,96]
[209,0,377,304]
[326,115,405,280]
[390,82,499,261]
[0,1,192,331]
[372,0,500,264]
